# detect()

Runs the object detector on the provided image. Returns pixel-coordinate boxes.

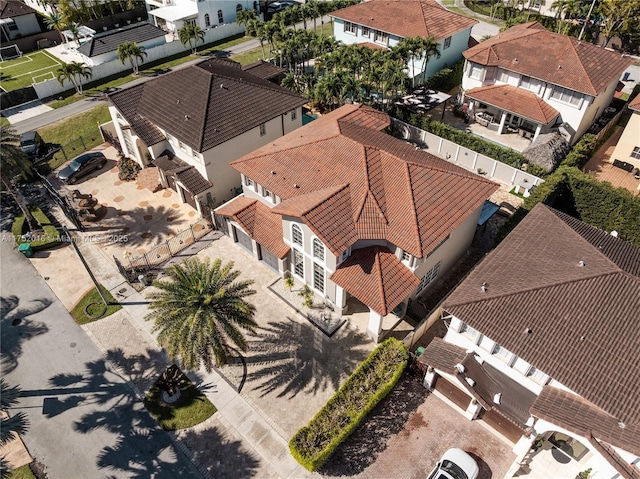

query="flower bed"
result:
[289,338,408,471]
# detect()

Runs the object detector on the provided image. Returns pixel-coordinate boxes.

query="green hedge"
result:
[12,206,61,251]
[422,60,464,93]
[289,338,409,471]
[560,134,598,169]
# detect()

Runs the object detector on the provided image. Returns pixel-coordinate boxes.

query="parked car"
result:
[267,0,301,13]
[20,131,46,160]
[427,448,479,479]
[57,152,107,184]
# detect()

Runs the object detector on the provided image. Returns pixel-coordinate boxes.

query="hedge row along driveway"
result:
[289,338,409,471]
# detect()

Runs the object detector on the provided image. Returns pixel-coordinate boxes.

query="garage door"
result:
[259,245,279,272]
[233,226,253,252]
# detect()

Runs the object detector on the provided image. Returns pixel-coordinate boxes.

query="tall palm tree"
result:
[246,18,268,59]
[0,380,29,448]
[178,23,206,54]
[44,11,66,44]
[67,21,82,46]
[145,258,257,371]
[0,126,36,232]
[55,61,92,94]
[117,41,147,75]
[236,8,257,31]
[396,36,425,88]
[418,36,441,85]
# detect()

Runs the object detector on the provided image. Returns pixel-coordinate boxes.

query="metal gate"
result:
[259,244,279,272]
[233,226,253,252]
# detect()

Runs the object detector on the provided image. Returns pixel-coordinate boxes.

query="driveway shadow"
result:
[241,317,370,399]
[467,452,494,479]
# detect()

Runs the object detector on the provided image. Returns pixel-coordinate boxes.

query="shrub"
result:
[560,134,598,169]
[422,59,464,93]
[118,155,141,181]
[289,338,409,471]
[12,206,61,250]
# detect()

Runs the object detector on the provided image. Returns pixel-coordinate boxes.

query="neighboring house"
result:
[0,0,40,42]
[461,22,633,146]
[611,94,640,171]
[147,0,258,34]
[419,203,640,479]
[215,104,499,342]
[107,58,306,213]
[330,0,477,82]
[77,23,167,66]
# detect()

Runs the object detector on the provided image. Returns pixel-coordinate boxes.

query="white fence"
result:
[392,119,544,188]
[32,23,244,99]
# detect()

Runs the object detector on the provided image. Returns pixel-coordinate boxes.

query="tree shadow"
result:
[0,295,50,374]
[241,317,370,399]
[179,425,263,478]
[319,373,429,476]
[105,347,170,394]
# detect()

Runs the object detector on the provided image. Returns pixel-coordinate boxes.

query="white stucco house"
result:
[107,58,306,213]
[329,0,477,83]
[146,0,258,33]
[461,22,633,146]
[0,0,40,42]
[215,104,499,342]
[419,203,640,479]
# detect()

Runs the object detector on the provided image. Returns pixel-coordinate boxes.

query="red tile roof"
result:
[331,0,477,42]
[215,197,290,258]
[465,84,560,124]
[629,94,640,112]
[233,104,498,259]
[463,22,633,96]
[443,204,640,425]
[330,246,420,316]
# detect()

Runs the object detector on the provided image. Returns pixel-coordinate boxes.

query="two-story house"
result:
[461,22,632,147]
[0,0,40,43]
[330,0,477,83]
[611,94,640,172]
[147,0,258,34]
[419,203,640,479]
[214,104,499,342]
[107,58,306,213]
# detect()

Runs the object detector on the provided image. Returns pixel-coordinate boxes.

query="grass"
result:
[71,285,122,324]
[0,116,9,127]
[144,365,217,430]
[231,47,266,66]
[8,465,36,479]
[0,50,63,92]
[12,206,61,250]
[37,104,111,170]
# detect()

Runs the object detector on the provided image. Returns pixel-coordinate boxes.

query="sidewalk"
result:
[24,205,317,478]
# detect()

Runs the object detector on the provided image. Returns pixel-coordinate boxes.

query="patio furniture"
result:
[475,111,494,127]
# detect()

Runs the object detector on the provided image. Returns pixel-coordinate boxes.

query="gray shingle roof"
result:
[77,22,166,58]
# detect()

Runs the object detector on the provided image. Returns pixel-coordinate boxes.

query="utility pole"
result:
[579,0,598,41]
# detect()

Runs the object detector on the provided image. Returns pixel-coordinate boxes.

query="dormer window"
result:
[244,176,254,188]
[262,186,273,202]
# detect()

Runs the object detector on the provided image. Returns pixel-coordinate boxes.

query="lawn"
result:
[8,465,36,479]
[71,285,122,324]
[144,365,217,430]
[37,104,111,170]
[0,50,63,92]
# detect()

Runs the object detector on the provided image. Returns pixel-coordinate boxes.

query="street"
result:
[0,235,202,479]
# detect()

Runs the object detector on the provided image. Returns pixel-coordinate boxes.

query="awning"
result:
[330,245,420,316]
[466,84,559,125]
[478,200,500,226]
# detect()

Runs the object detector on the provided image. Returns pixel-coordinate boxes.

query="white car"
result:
[427,448,479,479]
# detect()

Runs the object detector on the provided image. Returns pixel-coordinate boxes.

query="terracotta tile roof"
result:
[109,58,307,152]
[417,337,466,372]
[357,42,388,51]
[443,204,640,425]
[241,60,286,81]
[330,246,420,316]
[0,0,35,18]
[215,197,290,258]
[465,84,559,124]
[531,387,640,458]
[330,0,477,42]
[629,94,640,112]
[463,22,633,96]
[232,104,498,258]
[77,23,166,58]
[590,439,640,479]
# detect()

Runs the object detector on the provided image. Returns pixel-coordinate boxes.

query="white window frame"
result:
[262,186,273,202]
[290,109,297,121]
[550,85,583,107]
[493,343,515,365]
[526,365,549,384]
[362,26,370,38]
[469,63,484,81]
[244,176,254,188]
[373,30,388,45]
[497,69,510,83]
[344,21,357,35]
[312,237,324,262]
[312,262,325,294]
[631,146,640,160]
[460,323,481,344]
[293,248,304,279]
[291,223,303,247]
[443,36,451,50]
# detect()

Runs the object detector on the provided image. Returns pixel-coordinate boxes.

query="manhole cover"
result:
[70,342,76,348]
[11,318,22,326]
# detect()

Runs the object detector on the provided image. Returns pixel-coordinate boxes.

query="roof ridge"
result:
[213,70,306,99]
[565,35,599,100]
[402,157,496,185]
[231,132,343,165]
[198,71,214,152]
[296,183,350,217]
[419,0,431,38]
[404,162,421,255]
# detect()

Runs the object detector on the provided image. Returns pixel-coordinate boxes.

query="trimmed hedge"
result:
[12,206,61,250]
[422,59,464,94]
[289,338,408,472]
[560,134,598,169]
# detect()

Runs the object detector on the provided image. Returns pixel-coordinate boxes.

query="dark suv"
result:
[20,131,46,160]
[57,152,108,184]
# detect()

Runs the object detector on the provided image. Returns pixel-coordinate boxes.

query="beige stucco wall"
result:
[611,110,640,169]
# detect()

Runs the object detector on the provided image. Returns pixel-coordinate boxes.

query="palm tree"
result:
[44,11,66,44]
[396,36,425,88]
[0,126,36,233]
[55,61,92,94]
[178,23,206,54]
[67,21,82,46]
[145,258,257,371]
[117,41,147,75]
[236,8,257,31]
[246,19,267,59]
[0,380,29,448]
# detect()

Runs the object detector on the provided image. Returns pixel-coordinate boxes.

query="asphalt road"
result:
[0,235,202,479]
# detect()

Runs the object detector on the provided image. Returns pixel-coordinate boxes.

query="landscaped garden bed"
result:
[289,338,409,471]
[70,285,121,324]
[12,206,61,251]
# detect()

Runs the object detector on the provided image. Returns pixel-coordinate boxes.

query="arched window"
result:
[312,238,324,262]
[291,224,303,246]
[204,13,210,27]
[218,10,224,23]
[236,4,243,14]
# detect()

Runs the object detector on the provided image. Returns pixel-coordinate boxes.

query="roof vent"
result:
[184,115,190,120]
[465,377,476,387]
[619,422,626,429]
[271,170,276,175]
[558,65,562,70]
[176,99,180,104]
[580,335,586,341]
[455,363,466,374]
[524,327,532,334]
[474,355,484,364]
[294,184,300,188]
[481,282,488,292]
[514,57,518,62]
[578,260,585,267]
[493,393,502,404]
[610,230,618,237]
[220,83,229,90]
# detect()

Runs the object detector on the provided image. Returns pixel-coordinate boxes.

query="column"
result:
[335,285,346,314]
[464,398,483,420]
[533,123,542,141]
[367,309,383,342]
[498,112,507,134]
